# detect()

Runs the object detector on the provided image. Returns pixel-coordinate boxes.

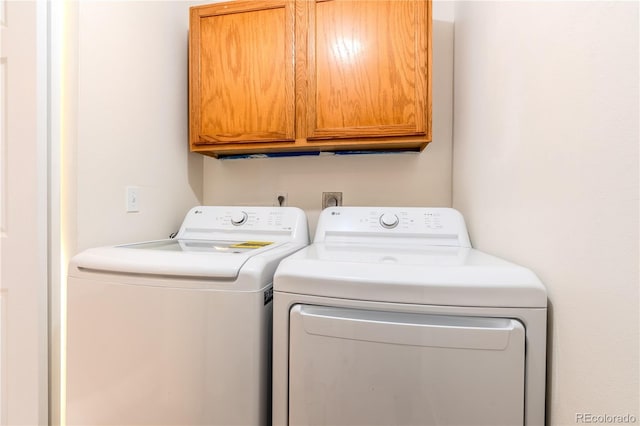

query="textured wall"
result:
[75,1,203,251]
[453,2,639,424]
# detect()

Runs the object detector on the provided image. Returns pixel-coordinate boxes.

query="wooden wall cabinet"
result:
[189,0,432,158]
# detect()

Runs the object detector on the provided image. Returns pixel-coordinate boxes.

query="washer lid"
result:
[69,206,310,280]
[274,244,547,308]
[71,238,282,279]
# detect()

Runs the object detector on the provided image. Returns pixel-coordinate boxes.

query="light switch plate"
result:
[126,186,140,213]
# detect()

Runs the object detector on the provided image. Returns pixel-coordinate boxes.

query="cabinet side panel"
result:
[424,0,432,140]
[188,8,202,149]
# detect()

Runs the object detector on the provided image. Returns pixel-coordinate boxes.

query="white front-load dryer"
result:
[273,207,547,426]
[67,206,308,426]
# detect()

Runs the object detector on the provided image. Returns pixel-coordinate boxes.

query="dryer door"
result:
[289,305,525,426]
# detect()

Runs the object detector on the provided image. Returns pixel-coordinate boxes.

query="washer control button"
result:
[231,211,248,226]
[379,213,399,229]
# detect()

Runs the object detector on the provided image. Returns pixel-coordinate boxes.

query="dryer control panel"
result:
[314,207,471,248]
[176,206,309,243]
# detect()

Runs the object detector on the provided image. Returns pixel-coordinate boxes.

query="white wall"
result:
[75,1,203,252]
[202,2,456,236]
[453,2,639,424]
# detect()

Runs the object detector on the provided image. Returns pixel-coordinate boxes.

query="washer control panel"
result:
[315,207,471,247]
[176,206,308,243]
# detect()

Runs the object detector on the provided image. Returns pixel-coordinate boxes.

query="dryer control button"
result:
[379,213,399,229]
[231,211,248,226]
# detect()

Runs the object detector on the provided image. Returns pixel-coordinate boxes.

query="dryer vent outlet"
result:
[322,192,343,209]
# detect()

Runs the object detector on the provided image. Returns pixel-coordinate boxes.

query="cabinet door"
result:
[300,0,431,142]
[189,1,295,147]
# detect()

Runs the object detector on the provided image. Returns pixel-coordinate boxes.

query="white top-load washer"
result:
[273,207,547,426]
[67,206,308,426]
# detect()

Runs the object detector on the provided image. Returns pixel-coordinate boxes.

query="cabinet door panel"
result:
[305,0,430,140]
[190,2,294,145]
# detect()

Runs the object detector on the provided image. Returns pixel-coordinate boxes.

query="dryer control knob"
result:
[231,211,248,226]
[379,213,399,229]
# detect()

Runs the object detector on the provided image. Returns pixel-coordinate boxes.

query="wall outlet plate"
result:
[275,192,288,207]
[322,192,343,209]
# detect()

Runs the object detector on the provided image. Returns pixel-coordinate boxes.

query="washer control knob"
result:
[379,213,399,229]
[231,211,248,226]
